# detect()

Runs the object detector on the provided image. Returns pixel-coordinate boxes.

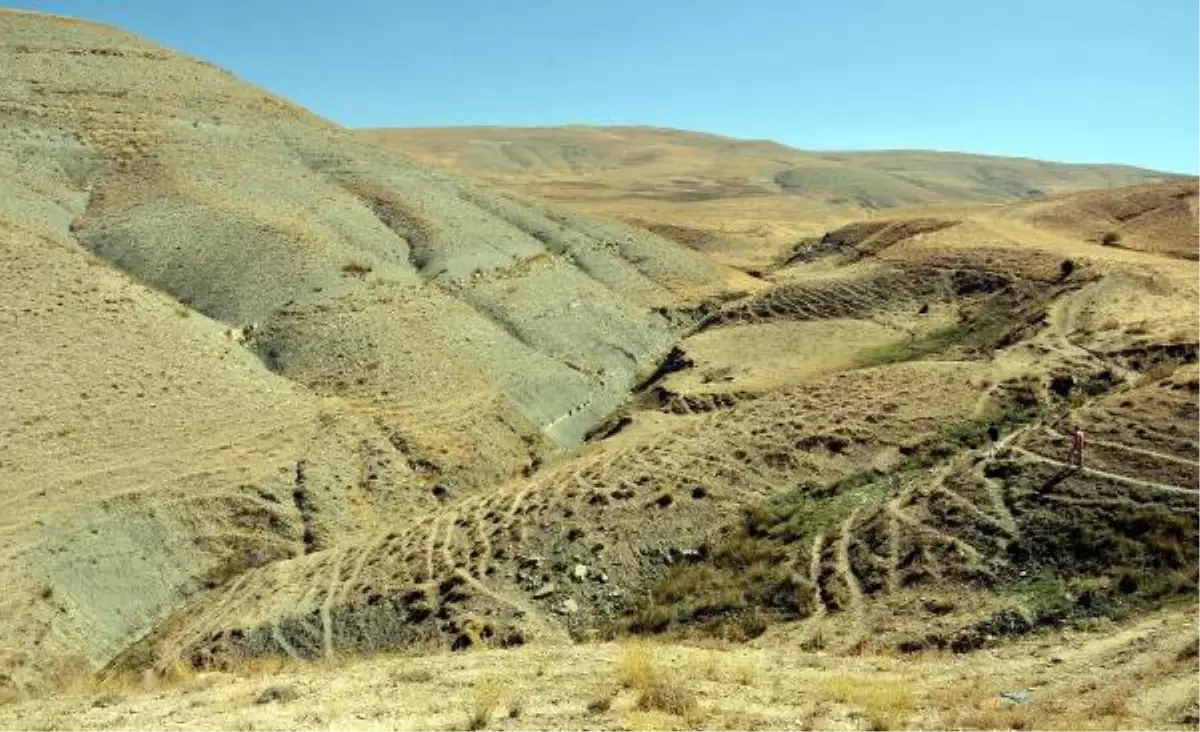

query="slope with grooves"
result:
[0,9,752,689]
[125,360,989,671]
[628,360,1199,652]
[94,177,1200,674]
[1010,179,1199,260]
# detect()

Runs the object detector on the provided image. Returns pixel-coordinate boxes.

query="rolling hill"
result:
[0,9,1197,731]
[358,125,1181,269]
[0,8,753,689]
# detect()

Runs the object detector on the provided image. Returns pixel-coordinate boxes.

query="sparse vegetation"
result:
[1101,230,1122,247]
[617,644,700,721]
[391,668,434,684]
[340,260,373,277]
[821,674,915,731]
[586,694,614,714]
[626,381,1049,640]
[1177,637,1199,661]
[253,684,297,705]
[2,14,1199,732]
[465,680,503,731]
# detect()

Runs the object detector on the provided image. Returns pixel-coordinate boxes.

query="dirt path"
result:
[1043,426,1200,468]
[1011,446,1198,496]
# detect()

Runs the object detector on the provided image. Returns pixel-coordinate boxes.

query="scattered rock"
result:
[559,598,579,615]
[571,564,589,582]
[922,597,956,615]
[999,691,1031,705]
[518,555,543,570]
[532,583,557,599]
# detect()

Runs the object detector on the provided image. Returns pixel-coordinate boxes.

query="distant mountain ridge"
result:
[358,125,1180,268]
[358,125,1177,208]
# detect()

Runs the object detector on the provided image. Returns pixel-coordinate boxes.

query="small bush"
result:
[466,680,503,731]
[586,694,614,714]
[1095,683,1132,718]
[1100,231,1122,247]
[618,643,656,690]
[1177,637,1199,661]
[254,684,298,705]
[341,261,373,277]
[618,643,699,721]
[635,674,698,718]
[507,697,524,719]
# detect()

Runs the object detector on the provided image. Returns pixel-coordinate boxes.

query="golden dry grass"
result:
[820,674,916,731]
[618,643,701,723]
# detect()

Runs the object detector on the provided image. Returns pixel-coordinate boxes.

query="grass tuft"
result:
[617,643,701,722]
[821,674,915,731]
[465,679,503,731]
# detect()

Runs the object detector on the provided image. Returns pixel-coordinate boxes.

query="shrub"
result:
[635,674,698,718]
[466,680,503,731]
[618,643,699,721]
[1177,637,1199,661]
[254,684,298,705]
[1101,231,1122,247]
[586,694,614,714]
[341,261,373,277]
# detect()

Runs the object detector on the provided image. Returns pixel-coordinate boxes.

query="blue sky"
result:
[9,0,1199,172]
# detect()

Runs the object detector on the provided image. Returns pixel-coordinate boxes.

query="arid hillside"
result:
[0,9,1197,732]
[0,8,754,689]
[359,126,1181,269]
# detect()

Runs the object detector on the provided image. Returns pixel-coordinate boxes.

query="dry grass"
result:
[954,699,1034,731]
[391,667,435,684]
[1093,682,1133,719]
[820,674,915,731]
[617,642,656,690]
[464,679,504,731]
[617,642,701,723]
[732,662,759,687]
[1176,637,1199,661]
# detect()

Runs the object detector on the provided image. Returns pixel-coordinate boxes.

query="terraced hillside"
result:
[122,183,1199,680]
[359,126,1182,270]
[0,9,756,689]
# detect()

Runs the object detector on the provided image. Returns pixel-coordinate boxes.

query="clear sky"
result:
[8,0,1199,172]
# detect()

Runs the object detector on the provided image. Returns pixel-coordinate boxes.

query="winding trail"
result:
[320,550,345,658]
[835,509,865,615]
